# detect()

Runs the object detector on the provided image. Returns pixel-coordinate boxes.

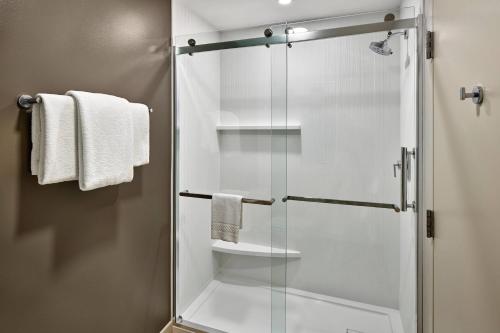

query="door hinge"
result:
[426,210,435,238]
[426,31,434,59]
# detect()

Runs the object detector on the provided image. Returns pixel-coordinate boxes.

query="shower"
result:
[174,10,420,333]
[370,30,408,55]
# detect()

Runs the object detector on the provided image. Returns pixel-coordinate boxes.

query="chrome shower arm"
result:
[387,30,408,40]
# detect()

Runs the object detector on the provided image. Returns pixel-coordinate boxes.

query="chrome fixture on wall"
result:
[460,86,484,105]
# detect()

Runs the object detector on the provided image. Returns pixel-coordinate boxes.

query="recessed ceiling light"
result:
[293,27,308,33]
[286,27,308,34]
[278,0,292,5]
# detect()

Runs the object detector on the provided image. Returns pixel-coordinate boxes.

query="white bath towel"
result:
[66,91,134,191]
[129,103,150,166]
[31,94,78,184]
[31,102,41,176]
[211,193,243,243]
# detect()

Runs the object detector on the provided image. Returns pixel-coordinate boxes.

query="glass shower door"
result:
[173,28,288,333]
[284,13,418,333]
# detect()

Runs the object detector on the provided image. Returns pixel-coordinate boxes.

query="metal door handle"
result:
[460,86,484,105]
[401,147,416,212]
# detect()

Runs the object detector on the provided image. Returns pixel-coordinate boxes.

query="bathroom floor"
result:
[181,276,404,333]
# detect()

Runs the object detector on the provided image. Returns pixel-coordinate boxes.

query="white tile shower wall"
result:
[217,15,402,309]
[399,3,420,333]
[174,2,222,314]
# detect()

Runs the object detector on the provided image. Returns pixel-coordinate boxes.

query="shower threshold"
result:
[181,275,404,333]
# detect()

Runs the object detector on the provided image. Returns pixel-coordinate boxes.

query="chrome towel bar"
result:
[17,94,154,113]
[179,191,275,206]
[282,195,400,212]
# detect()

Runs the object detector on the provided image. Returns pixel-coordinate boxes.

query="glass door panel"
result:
[285,13,418,333]
[174,27,288,333]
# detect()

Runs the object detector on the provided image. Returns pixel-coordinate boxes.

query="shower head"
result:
[369,30,408,56]
[369,39,393,56]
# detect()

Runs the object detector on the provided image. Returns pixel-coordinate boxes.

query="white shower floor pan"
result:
[181,277,404,333]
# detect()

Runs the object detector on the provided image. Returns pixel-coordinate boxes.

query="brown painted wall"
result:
[0,1,171,332]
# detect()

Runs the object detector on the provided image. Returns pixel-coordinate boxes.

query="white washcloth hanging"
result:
[129,102,150,166]
[66,91,134,191]
[211,193,243,243]
[31,94,78,185]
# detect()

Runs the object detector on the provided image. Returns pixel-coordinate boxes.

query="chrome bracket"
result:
[187,39,196,56]
[17,94,40,112]
[460,86,484,105]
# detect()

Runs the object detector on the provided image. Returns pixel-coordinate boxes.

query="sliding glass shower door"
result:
[173,27,288,333]
[284,12,419,333]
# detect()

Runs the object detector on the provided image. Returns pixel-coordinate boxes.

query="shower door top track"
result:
[176,17,418,55]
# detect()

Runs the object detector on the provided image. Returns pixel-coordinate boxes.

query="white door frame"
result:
[420,0,434,332]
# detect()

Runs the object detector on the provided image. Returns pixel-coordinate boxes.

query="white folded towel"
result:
[211,193,243,244]
[129,103,150,166]
[66,91,134,191]
[31,94,78,185]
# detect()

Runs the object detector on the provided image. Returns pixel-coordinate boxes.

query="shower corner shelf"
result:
[212,240,301,258]
[216,124,301,132]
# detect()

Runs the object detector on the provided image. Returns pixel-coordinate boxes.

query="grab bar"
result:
[282,195,400,212]
[179,191,275,206]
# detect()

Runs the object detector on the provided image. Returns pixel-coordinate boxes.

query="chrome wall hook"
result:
[460,86,484,105]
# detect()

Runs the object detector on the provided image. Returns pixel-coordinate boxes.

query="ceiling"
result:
[177,0,403,30]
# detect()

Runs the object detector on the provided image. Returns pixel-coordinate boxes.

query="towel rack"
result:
[17,94,154,113]
[179,191,275,206]
[282,195,400,212]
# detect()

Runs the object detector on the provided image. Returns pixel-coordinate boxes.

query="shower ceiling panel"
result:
[176,0,404,30]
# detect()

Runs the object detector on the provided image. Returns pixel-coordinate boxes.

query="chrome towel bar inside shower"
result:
[282,195,400,212]
[179,191,275,206]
